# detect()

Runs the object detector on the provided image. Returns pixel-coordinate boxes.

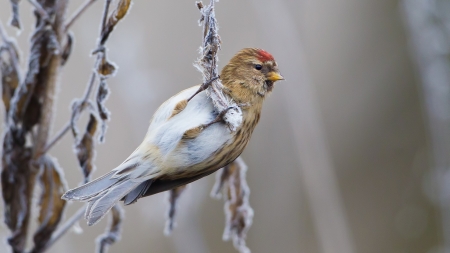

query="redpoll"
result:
[62,48,284,225]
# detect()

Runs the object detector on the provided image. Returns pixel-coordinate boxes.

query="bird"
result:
[62,48,284,226]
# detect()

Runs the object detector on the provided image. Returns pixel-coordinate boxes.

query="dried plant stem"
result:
[27,0,50,22]
[65,0,99,32]
[44,0,112,154]
[33,0,69,159]
[44,206,86,251]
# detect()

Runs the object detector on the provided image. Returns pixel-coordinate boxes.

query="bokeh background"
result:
[0,0,448,252]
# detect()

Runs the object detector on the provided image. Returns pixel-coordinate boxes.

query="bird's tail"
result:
[62,170,142,226]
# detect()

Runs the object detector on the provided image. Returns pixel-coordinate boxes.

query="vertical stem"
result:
[33,0,69,157]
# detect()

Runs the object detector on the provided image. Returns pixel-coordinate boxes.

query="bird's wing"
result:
[147,85,200,133]
[141,86,234,176]
[112,85,234,181]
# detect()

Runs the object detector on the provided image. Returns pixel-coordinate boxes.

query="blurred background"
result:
[0,0,448,252]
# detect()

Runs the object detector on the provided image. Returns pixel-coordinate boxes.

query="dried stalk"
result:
[33,0,68,158]
[44,206,86,250]
[195,0,242,131]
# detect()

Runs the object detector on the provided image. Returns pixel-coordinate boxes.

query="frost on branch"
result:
[195,0,242,131]
[211,157,254,253]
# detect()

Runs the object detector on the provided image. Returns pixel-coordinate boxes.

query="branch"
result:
[44,206,86,250]
[32,0,68,158]
[27,0,50,22]
[194,1,242,131]
[65,0,99,32]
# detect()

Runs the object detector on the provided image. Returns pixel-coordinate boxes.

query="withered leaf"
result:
[9,26,51,125]
[75,113,98,181]
[100,0,132,45]
[32,155,67,253]
[61,32,73,66]
[96,79,110,142]
[164,185,187,235]
[1,48,20,114]
[1,135,34,253]
[96,54,116,78]
[211,157,254,253]
[70,100,95,140]
[9,0,21,29]
[96,205,123,253]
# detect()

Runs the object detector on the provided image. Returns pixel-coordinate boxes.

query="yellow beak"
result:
[266,72,285,82]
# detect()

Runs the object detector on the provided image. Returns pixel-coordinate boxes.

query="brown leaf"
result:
[60,32,73,66]
[32,155,67,253]
[100,0,132,45]
[1,132,35,253]
[9,0,21,29]
[96,79,110,142]
[164,185,187,235]
[70,100,95,140]
[1,47,20,114]
[9,27,53,126]
[96,54,116,78]
[96,205,124,253]
[211,157,254,253]
[75,113,98,181]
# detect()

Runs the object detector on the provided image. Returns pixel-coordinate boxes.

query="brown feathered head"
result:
[221,48,284,102]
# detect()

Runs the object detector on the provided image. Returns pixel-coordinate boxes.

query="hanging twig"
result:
[194,0,242,131]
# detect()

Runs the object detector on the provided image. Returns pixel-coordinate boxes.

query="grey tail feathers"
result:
[86,180,140,226]
[62,171,141,226]
[123,180,154,205]
[62,171,118,201]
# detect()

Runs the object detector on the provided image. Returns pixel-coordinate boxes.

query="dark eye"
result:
[255,64,262,70]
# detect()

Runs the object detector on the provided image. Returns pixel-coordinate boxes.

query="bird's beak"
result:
[266,72,285,82]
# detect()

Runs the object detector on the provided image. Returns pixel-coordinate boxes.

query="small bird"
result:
[62,48,284,225]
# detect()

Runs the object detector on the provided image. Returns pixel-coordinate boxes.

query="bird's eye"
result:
[255,64,262,70]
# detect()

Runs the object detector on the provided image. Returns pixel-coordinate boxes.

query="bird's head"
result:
[221,48,284,102]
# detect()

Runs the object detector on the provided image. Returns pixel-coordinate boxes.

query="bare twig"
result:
[27,0,50,22]
[194,0,242,131]
[65,0,99,32]
[33,0,69,159]
[44,206,86,250]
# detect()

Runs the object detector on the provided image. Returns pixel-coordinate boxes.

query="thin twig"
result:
[42,123,70,153]
[65,0,99,32]
[33,0,68,157]
[27,0,50,21]
[44,206,86,251]
[43,70,97,153]
[100,0,112,37]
